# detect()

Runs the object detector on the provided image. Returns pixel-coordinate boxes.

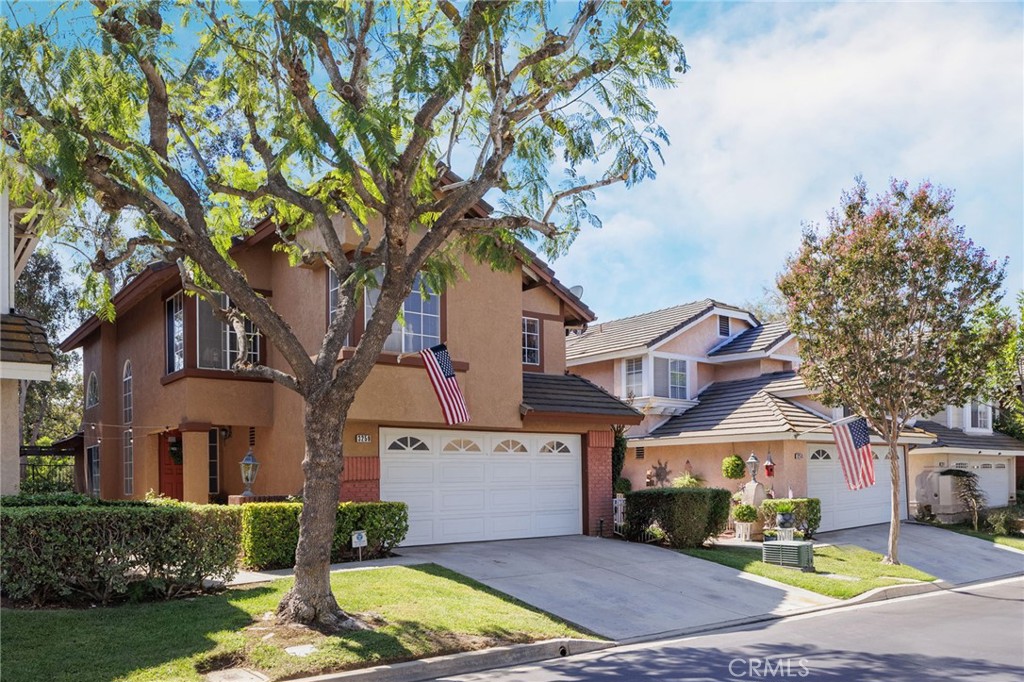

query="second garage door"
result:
[807,444,908,532]
[379,428,582,546]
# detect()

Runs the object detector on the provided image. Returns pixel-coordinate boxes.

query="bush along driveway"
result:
[0,564,591,682]
[682,544,937,600]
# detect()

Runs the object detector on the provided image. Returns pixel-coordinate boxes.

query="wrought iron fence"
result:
[20,455,76,493]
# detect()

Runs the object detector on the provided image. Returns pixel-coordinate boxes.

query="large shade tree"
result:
[1,0,686,626]
[777,178,1009,564]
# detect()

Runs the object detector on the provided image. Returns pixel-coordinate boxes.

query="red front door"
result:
[159,432,184,501]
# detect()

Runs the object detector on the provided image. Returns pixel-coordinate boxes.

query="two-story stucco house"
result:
[567,300,1021,533]
[60,215,641,546]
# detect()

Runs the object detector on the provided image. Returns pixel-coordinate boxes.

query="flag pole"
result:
[396,351,420,364]
[794,413,861,438]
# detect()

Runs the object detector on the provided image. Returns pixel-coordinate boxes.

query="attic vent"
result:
[635,446,646,460]
[718,315,730,337]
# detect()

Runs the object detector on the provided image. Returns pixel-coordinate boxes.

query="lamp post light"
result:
[240,448,260,497]
[746,453,759,483]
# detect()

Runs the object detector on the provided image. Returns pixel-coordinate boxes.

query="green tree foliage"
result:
[14,250,84,445]
[777,177,1009,564]
[987,292,1024,441]
[611,425,628,482]
[1,0,685,626]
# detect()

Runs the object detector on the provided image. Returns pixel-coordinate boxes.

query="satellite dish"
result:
[569,285,584,299]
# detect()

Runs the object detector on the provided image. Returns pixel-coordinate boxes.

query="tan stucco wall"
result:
[623,438,810,498]
[656,315,739,357]
[711,360,765,384]
[1,379,20,495]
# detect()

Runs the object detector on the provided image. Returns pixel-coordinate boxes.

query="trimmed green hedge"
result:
[760,498,822,538]
[0,492,151,507]
[240,501,409,570]
[0,503,241,606]
[624,487,731,548]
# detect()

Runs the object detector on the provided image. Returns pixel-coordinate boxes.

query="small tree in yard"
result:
[1,1,685,627]
[951,471,986,532]
[778,178,1009,565]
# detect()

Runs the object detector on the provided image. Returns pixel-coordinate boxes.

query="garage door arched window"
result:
[442,438,481,453]
[540,440,571,454]
[387,436,429,452]
[810,449,830,460]
[494,439,527,454]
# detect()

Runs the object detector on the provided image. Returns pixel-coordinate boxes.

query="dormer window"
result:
[718,315,730,337]
[522,317,540,366]
[966,400,991,432]
[625,357,644,397]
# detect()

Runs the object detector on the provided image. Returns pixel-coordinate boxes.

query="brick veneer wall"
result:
[583,429,613,537]
[340,456,380,503]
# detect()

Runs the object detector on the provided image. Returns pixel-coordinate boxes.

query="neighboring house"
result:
[0,185,54,495]
[60,216,641,546]
[566,301,1022,533]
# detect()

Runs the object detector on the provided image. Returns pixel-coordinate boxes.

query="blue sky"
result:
[550,2,1024,322]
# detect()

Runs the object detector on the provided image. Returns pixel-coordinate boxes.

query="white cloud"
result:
[552,2,1023,322]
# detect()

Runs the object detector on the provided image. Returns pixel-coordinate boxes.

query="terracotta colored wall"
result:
[583,429,613,536]
[1,379,19,494]
[623,439,809,498]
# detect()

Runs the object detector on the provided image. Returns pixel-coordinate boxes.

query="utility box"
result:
[762,540,814,571]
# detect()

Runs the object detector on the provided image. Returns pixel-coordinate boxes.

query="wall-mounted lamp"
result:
[219,426,232,440]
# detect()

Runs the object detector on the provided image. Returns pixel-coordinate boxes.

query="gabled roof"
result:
[1,313,54,366]
[648,371,824,438]
[709,321,792,357]
[565,299,757,361]
[914,421,1024,454]
[521,372,642,423]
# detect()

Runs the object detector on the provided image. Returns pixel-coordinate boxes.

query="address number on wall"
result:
[355,434,372,444]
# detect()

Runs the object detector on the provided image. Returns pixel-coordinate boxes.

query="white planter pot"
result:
[735,521,753,541]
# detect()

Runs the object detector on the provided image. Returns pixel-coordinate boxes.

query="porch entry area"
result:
[157,427,225,502]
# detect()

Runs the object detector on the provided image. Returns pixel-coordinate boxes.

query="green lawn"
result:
[0,564,591,682]
[681,544,936,599]
[938,524,1024,552]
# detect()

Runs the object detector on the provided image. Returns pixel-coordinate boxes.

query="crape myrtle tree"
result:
[777,178,1009,564]
[1,0,686,626]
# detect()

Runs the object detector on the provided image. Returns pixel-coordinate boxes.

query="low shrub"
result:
[0,503,241,606]
[985,508,1021,535]
[671,473,705,489]
[624,488,731,549]
[733,503,758,523]
[613,476,633,495]
[760,498,822,538]
[240,501,409,570]
[0,492,150,507]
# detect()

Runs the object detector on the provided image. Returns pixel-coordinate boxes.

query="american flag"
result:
[419,344,470,425]
[831,416,876,490]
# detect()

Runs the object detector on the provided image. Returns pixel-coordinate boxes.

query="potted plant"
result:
[733,503,758,541]
[774,500,796,529]
[722,454,747,489]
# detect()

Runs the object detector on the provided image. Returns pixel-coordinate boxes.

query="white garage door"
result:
[807,445,908,533]
[975,461,1011,508]
[380,428,582,546]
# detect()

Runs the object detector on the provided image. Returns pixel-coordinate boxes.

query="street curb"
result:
[276,638,611,682]
[841,579,949,606]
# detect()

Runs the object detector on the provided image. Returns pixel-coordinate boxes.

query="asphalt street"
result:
[440,577,1024,682]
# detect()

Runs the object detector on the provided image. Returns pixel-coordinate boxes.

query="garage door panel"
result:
[808,445,906,533]
[440,461,485,484]
[381,428,581,546]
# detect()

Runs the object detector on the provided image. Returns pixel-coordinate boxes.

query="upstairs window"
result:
[365,272,441,353]
[166,292,185,373]
[718,315,730,337]
[197,294,261,370]
[85,372,99,408]
[967,400,991,431]
[522,317,541,365]
[653,357,688,399]
[122,361,132,424]
[625,357,644,397]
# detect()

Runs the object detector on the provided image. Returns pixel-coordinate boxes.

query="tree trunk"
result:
[883,438,901,565]
[276,397,362,629]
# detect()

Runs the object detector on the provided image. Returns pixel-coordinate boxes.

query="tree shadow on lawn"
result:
[526,642,1023,681]
[0,585,277,682]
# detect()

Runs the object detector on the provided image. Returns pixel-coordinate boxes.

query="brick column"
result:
[583,430,613,537]
[181,430,209,504]
[340,456,380,503]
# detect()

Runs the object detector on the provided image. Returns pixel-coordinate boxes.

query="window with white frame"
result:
[87,445,100,496]
[166,292,185,373]
[625,357,644,397]
[718,315,730,337]
[122,361,133,425]
[522,317,540,365]
[197,294,261,370]
[86,372,99,408]
[365,272,441,353]
[208,429,220,495]
[967,400,991,431]
[123,430,133,496]
[669,359,687,399]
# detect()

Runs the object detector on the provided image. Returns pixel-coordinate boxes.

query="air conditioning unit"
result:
[762,541,814,571]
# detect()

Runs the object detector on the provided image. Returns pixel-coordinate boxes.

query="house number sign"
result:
[355,434,372,444]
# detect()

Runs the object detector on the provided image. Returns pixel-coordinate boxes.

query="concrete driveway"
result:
[817,522,1024,585]
[399,535,834,641]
